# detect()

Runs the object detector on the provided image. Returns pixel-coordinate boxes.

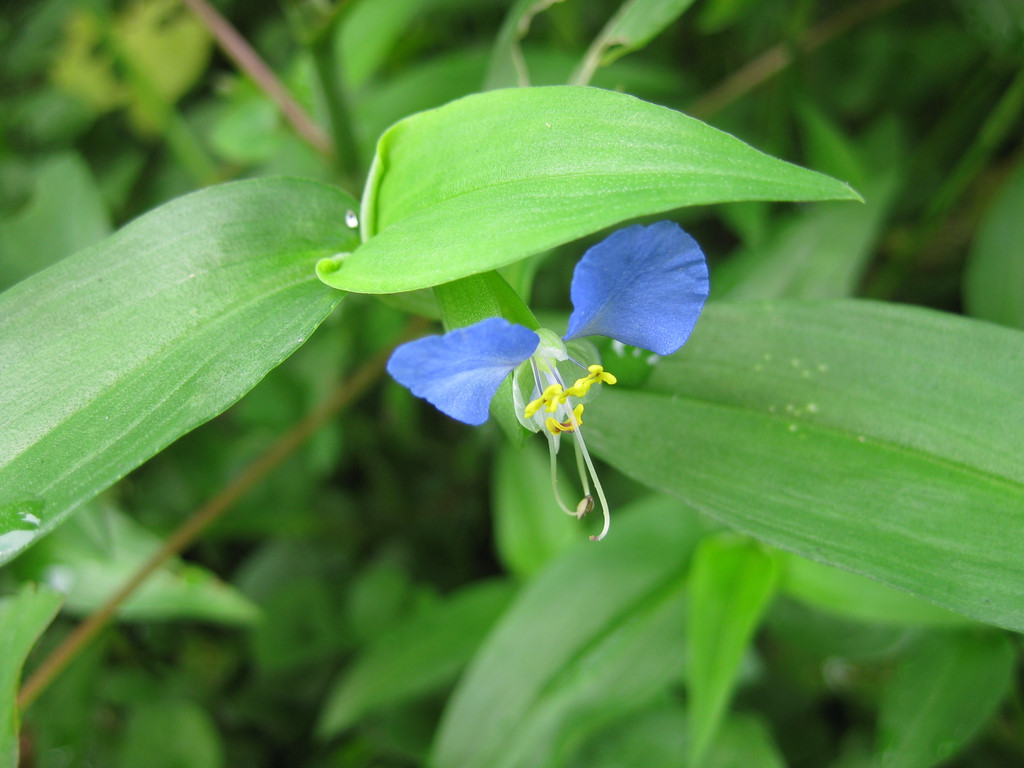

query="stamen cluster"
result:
[523,365,617,435]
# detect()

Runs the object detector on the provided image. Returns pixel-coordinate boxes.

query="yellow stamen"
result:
[525,383,564,418]
[545,404,585,434]
[565,365,618,399]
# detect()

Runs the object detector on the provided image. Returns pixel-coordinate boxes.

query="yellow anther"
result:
[525,383,565,418]
[564,365,618,400]
[588,365,618,385]
[545,404,585,435]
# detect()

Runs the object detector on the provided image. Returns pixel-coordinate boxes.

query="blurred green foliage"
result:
[1,1,1023,767]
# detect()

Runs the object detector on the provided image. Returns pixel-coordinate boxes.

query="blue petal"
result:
[386,317,539,426]
[564,221,709,356]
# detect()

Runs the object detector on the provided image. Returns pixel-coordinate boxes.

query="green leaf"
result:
[686,535,778,768]
[0,584,63,767]
[964,158,1024,329]
[779,552,972,627]
[877,631,1014,768]
[492,441,580,579]
[431,497,710,768]
[714,172,899,300]
[320,86,859,294]
[566,706,786,768]
[356,47,491,161]
[117,699,224,768]
[0,178,357,564]
[570,0,699,85]
[13,500,260,624]
[0,152,111,290]
[717,113,901,300]
[317,579,514,738]
[485,0,567,89]
[586,300,1024,630]
[697,0,759,33]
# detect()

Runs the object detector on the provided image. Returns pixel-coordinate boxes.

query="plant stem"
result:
[181,0,335,160]
[310,30,361,189]
[16,320,425,712]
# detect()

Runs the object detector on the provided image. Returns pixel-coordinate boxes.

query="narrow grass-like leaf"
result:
[586,300,1024,630]
[570,0,698,85]
[686,535,778,767]
[0,584,63,766]
[431,497,710,768]
[877,631,1014,768]
[0,178,357,563]
[319,86,859,294]
[485,0,567,89]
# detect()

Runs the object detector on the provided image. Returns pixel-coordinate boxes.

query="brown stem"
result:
[17,320,425,711]
[181,0,335,158]
[689,0,912,120]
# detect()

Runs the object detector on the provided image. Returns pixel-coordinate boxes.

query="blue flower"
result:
[386,221,709,540]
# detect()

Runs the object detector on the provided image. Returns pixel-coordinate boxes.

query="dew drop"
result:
[345,209,358,228]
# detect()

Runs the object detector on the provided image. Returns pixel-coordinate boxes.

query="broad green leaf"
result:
[317,579,514,738]
[492,441,579,579]
[963,158,1024,329]
[0,152,111,290]
[567,706,786,768]
[0,178,357,564]
[13,500,260,624]
[319,86,859,294]
[586,300,1024,630]
[431,497,710,768]
[570,0,698,86]
[118,699,224,768]
[779,553,971,627]
[877,631,1014,768]
[687,535,778,767]
[0,584,63,767]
